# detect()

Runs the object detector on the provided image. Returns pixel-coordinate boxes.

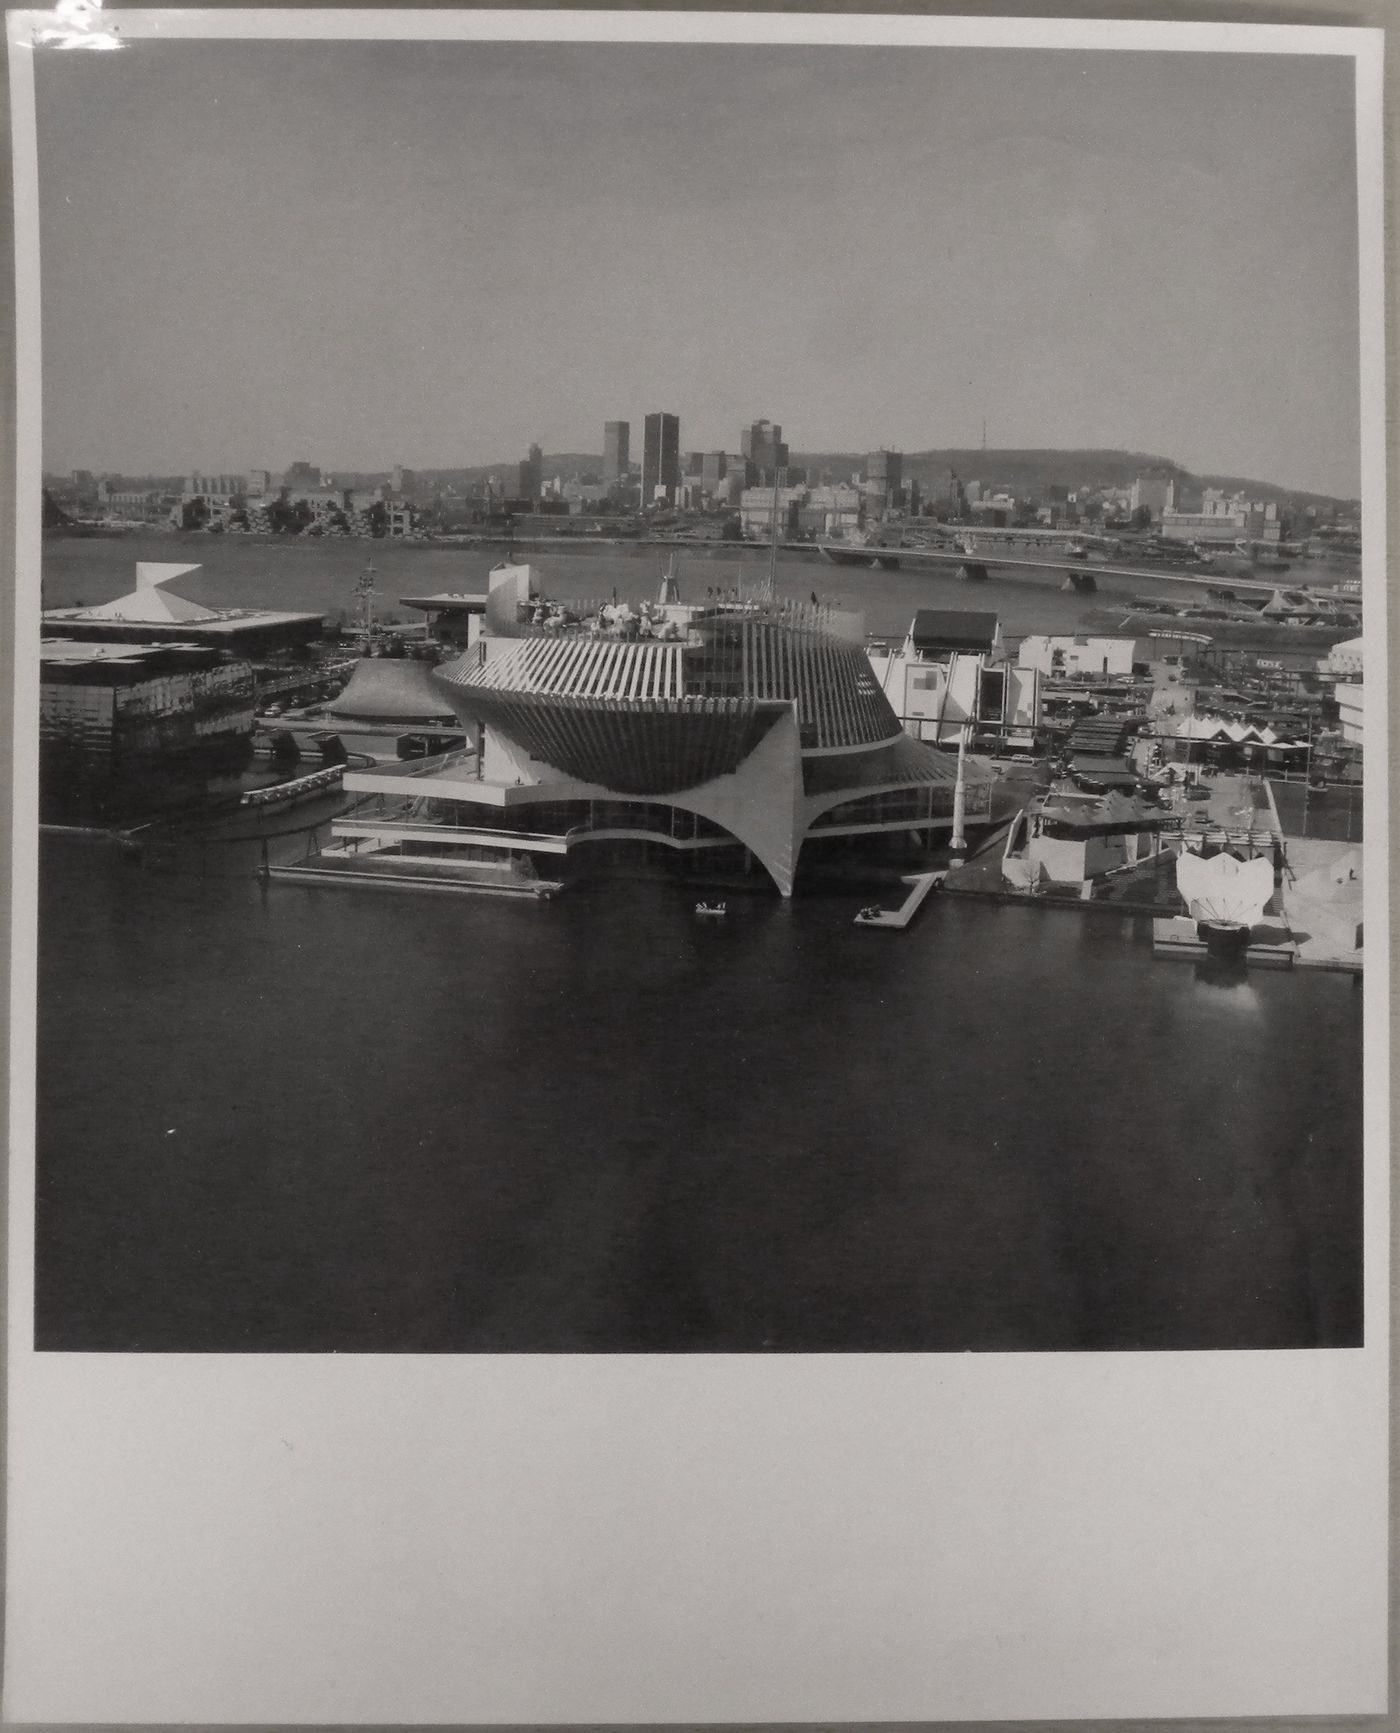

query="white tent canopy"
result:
[1177,851,1274,926]
[1164,716,1301,747]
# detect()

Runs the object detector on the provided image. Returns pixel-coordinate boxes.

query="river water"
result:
[33,534,1363,1353]
[37,528,1351,643]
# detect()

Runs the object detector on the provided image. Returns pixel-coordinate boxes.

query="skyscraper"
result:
[603,421,630,488]
[864,450,903,519]
[642,412,680,505]
[518,443,543,501]
[740,419,789,483]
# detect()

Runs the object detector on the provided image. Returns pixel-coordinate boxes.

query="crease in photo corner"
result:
[26,0,122,51]
[0,12,1391,1726]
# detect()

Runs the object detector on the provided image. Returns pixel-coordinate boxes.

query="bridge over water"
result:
[811,541,1288,598]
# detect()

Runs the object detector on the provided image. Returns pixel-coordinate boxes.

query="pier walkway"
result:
[854,871,945,928]
[1152,917,1298,969]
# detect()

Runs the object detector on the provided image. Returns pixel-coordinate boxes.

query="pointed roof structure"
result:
[44,563,324,652]
[72,564,216,624]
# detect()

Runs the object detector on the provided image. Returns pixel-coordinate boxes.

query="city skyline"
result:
[50,435,1360,505]
[35,42,1360,495]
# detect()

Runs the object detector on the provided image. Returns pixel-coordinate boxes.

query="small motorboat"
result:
[694,901,727,917]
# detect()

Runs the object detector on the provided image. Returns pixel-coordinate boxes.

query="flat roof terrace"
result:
[43,609,324,647]
[399,592,490,613]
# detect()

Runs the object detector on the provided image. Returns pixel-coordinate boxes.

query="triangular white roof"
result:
[1169,716,1291,746]
[74,564,217,623]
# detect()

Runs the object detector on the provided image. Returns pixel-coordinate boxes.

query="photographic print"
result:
[3,12,1388,1727]
[24,23,1373,1357]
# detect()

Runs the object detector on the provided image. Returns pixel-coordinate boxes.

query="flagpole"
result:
[950,734,968,863]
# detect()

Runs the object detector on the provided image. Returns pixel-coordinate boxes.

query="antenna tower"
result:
[354,558,378,644]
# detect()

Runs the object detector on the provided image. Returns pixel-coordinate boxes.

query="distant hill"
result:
[793,449,1353,513]
[396,448,1351,510]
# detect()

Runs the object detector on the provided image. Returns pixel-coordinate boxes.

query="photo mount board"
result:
[2,8,1390,1724]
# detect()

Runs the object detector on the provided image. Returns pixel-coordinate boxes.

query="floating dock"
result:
[268,859,562,898]
[854,871,945,929]
[1151,917,1297,969]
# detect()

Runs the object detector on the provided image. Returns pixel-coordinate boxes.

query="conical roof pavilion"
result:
[69,564,215,624]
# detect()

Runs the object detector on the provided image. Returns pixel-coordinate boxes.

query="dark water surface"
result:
[41,529,1347,646]
[37,837,1362,1352]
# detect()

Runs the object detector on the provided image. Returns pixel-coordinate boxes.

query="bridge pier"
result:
[1061,571,1098,594]
[958,562,990,583]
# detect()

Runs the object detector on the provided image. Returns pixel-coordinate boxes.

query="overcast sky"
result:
[35,39,1361,494]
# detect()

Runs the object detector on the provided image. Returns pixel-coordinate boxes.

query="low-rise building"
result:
[40,637,255,818]
[1017,635,1137,680]
[866,609,1039,748]
[740,485,807,539]
[1320,636,1363,744]
[1160,490,1282,544]
[1001,789,1171,892]
[95,485,169,524]
[1130,471,1176,520]
[798,484,863,537]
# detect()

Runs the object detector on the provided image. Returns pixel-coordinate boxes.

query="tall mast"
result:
[765,464,782,602]
[355,558,378,645]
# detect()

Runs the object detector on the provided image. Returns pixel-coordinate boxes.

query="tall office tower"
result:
[864,449,904,518]
[642,412,680,504]
[603,421,630,487]
[518,443,543,501]
[740,419,790,483]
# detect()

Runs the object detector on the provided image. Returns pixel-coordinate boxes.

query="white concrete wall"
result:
[1031,829,1130,884]
[1335,683,1364,744]
[1017,635,1135,678]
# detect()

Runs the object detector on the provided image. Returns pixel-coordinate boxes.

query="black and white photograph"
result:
[26,21,1372,1355]
[2,7,1389,1724]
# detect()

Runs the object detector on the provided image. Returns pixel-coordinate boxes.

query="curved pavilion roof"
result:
[434,605,902,792]
[326,657,458,723]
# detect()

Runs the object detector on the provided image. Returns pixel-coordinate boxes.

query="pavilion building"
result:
[303,563,996,897]
[42,563,324,657]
